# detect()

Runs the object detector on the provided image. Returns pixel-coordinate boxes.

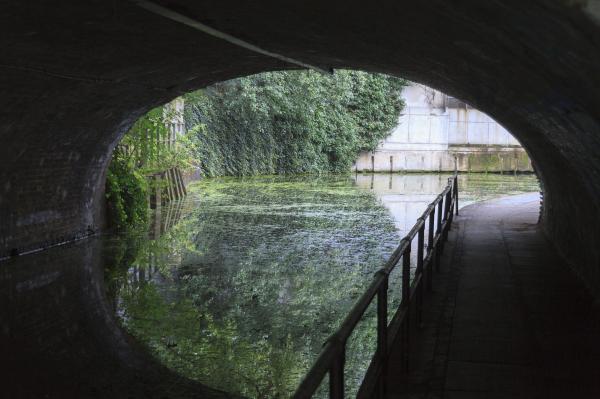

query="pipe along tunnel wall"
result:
[1,2,600,300]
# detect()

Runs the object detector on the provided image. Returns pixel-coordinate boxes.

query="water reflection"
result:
[353,174,452,234]
[0,233,220,398]
[106,173,539,398]
[353,173,540,234]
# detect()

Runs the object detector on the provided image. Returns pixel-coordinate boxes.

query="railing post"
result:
[402,241,411,306]
[427,210,435,290]
[446,179,454,225]
[454,175,459,216]
[416,224,425,326]
[417,224,424,274]
[437,197,444,252]
[377,274,388,398]
[402,241,411,372]
[436,197,443,235]
[443,190,451,242]
[330,346,345,399]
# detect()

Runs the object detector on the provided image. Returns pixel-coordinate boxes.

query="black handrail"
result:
[293,174,459,399]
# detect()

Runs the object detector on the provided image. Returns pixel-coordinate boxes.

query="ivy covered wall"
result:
[106,70,405,230]
[185,70,406,177]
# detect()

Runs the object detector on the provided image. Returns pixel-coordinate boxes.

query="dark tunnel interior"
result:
[1,1,600,397]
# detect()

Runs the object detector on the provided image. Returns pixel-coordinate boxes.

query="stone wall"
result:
[355,84,533,172]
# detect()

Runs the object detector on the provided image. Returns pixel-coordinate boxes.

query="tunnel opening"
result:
[96,70,542,398]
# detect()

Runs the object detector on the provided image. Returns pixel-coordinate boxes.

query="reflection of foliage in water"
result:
[106,173,540,398]
[107,175,401,398]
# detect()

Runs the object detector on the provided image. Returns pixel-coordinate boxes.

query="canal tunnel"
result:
[1,0,600,397]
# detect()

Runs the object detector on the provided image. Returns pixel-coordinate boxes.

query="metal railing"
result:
[293,174,459,399]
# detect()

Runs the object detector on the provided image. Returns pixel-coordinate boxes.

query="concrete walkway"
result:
[384,193,600,398]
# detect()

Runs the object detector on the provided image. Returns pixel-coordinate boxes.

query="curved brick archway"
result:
[1,0,600,296]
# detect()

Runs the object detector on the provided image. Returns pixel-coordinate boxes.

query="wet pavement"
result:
[384,193,600,398]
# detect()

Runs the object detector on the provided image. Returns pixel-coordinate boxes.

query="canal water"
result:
[104,173,539,398]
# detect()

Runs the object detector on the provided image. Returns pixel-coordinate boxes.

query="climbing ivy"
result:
[185,70,406,176]
[105,151,149,231]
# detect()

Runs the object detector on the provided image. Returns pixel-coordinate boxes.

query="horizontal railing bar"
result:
[419,203,436,221]
[419,193,444,225]
[430,195,442,207]
[403,218,425,242]
[382,239,410,273]
[335,271,387,342]
[293,340,341,399]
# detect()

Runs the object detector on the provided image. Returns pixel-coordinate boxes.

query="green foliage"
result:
[105,151,149,230]
[105,102,198,231]
[119,106,198,174]
[119,107,166,168]
[185,70,406,176]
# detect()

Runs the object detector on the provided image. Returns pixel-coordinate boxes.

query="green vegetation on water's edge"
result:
[105,69,406,231]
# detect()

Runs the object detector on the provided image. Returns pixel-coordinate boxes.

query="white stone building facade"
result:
[355,84,532,172]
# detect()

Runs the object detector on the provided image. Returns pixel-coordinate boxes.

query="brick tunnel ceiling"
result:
[1,0,600,292]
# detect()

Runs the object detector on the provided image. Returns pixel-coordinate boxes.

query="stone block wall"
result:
[354,84,533,173]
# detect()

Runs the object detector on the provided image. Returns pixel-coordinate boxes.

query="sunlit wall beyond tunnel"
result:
[355,82,534,173]
[1,1,600,294]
